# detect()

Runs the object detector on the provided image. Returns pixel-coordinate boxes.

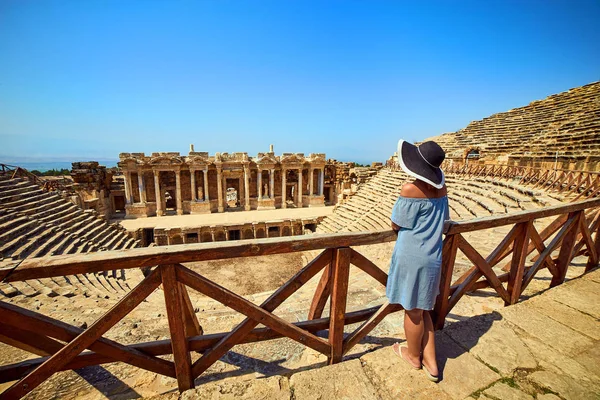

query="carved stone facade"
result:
[117,150,333,217]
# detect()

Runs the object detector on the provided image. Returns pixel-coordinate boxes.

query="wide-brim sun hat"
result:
[397,139,446,189]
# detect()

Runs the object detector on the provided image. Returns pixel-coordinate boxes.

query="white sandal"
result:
[392,343,421,370]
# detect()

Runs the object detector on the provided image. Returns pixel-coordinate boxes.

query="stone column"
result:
[257,169,262,199]
[309,167,314,196]
[203,168,209,202]
[137,171,146,203]
[175,169,183,215]
[244,166,250,211]
[217,166,224,212]
[281,168,287,209]
[190,168,196,201]
[297,168,303,207]
[124,171,133,204]
[269,169,274,199]
[154,170,163,216]
[319,168,325,195]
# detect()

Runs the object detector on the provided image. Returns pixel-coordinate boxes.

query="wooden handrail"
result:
[442,162,600,176]
[3,199,599,283]
[1,230,397,282]
[446,198,600,235]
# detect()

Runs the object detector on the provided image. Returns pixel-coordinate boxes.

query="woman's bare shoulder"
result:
[400,183,423,198]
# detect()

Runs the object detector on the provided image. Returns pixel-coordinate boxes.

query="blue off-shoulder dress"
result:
[386,196,449,310]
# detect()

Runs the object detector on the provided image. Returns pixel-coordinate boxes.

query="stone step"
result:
[0,190,55,210]
[46,233,76,256]
[0,218,38,245]
[22,197,70,218]
[45,206,82,227]
[0,177,23,188]
[0,186,43,204]
[28,230,67,258]
[9,225,58,260]
[0,180,36,195]
[103,230,125,250]
[62,238,83,255]
[0,215,31,234]
[91,226,114,248]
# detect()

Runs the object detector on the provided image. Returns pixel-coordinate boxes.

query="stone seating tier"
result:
[317,169,571,234]
[0,175,142,301]
[425,81,600,166]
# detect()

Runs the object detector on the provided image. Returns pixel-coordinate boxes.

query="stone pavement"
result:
[176,268,600,400]
[115,206,334,230]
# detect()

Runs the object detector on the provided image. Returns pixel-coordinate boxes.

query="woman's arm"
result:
[391,221,400,233]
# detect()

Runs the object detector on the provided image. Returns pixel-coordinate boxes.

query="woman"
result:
[387,140,449,382]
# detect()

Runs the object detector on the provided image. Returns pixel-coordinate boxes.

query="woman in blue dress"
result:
[387,140,449,382]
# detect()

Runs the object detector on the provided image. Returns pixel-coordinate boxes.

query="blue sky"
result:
[1,0,599,164]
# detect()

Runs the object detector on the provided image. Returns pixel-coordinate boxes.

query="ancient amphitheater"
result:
[0,82,599,399]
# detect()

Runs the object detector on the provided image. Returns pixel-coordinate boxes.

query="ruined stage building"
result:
[118,150,333,217]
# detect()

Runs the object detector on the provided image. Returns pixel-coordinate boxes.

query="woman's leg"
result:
[401,308,424,368]
[421,311,439,376]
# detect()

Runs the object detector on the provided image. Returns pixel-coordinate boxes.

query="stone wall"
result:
[132,217,324,246]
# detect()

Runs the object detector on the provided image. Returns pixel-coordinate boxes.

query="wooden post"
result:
[162,265,194,391]
[328,247,351,364]
[506,221,531,305]
[308,249,334,320]
[179,283,203,337]
[551,212,581,287]
[433,234,458,330]
[586,211,600,272]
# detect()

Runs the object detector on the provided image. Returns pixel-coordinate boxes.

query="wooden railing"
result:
[0,163,71,194]
[0,199,599,398]
[443,163,600,199]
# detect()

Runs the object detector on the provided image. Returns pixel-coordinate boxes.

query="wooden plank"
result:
[445,198,600,236]
[342,301,402,355]
[0,325,63,357]
[349,248,388,286]
[551,212,581,287]
[454,223,520,286]
[0,265,16,281]
[0,299,175,378]
[573,175,593,200]
[506,222,531,305]
[179,283,203,337]
[4,230,396,281]
[528,226,559,277]
[177,265,331,356]
[307,249,334,320]
[457,235,511,304]
[0,268,166,400]
[162,265,194,391]
[520,215,577,293]
[558,171,574,193]
[571,211,600,266]
[0,305,382,384]
[586,211,600,272]
[433,234,458,329]
[502,213,568,272]
[189,249,331,378]
[328,247,351,364]
[568,173,587,196]
[448,223,520,310]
